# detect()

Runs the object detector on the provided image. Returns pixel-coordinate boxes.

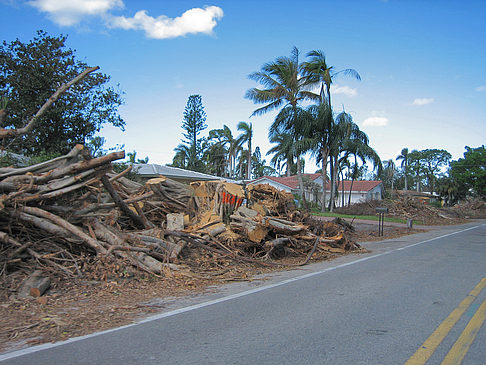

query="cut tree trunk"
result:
[17,270,51,298]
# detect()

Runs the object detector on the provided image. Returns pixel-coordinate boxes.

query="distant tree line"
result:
[379,146,486,204]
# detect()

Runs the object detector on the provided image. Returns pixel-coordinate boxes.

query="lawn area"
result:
[311,211,409,224]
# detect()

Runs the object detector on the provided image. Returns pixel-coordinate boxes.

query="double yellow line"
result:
[405,275,486,365]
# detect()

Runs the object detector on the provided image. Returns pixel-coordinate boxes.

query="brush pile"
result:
[335,196,466,225]
[0,146,359,298]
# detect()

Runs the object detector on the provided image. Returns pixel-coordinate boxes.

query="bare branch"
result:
[0,66,100,139]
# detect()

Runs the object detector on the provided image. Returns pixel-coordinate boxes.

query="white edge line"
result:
[1,223,484,362]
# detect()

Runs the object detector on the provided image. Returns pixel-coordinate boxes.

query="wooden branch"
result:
[39,151,125,184]
[0,145,84,179]
[19,207,108,254]
[89,219,176,273]
[297,238,320,266]
[100,175,147,229]
[0,67,99,139]
[106,245,152,254]
[106,173,143,193]
[9,241,34,258]
[132,201,154,228]
[1,151,124,188]
[109,165,132,182]
[127,234,179,253]
[39,167,104,192]
[73,192,154,216]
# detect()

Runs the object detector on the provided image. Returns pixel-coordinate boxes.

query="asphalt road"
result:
[1,221,485,365]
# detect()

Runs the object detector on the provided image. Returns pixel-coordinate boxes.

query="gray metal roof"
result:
[133,163,238,183]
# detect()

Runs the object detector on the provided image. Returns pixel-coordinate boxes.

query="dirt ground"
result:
[0,218,424,355]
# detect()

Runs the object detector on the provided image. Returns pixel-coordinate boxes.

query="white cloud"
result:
[331,84,357,97]
[412,97,434,106]
[363,111,389,127]
[475,85,486,92]
[26,1,224,39]
[363,117,389,127]
[109,6,224,39]
[28,0,123,26]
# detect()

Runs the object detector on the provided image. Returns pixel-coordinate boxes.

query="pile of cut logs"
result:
[0,145,359,297]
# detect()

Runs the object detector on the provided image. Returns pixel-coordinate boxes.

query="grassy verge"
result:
[311,211,410,224]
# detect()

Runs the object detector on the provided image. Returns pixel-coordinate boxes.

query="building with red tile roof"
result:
[248,174,384,207]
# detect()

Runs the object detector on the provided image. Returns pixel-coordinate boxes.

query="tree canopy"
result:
[0,30,124,156]
[450,145,486,199]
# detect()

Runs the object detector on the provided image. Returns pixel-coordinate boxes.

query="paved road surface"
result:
[1,221,485,364]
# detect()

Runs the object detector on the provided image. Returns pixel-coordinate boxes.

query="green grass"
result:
[311,211,410,224]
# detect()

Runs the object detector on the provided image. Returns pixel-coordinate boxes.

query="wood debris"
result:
[0,148,360,297]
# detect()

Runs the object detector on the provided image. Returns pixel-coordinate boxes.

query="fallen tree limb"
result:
[0,67,99,139]
[100,175,147,229]
[19,207,107,254]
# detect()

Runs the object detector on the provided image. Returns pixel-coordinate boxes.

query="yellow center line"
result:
[441,297,486,365]
[404,275,486,365]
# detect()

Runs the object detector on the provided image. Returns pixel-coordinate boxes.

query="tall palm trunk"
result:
[296,157,308,209]
[404,163,408,190]
[239,157,244,179]
[331,156,340,211]
[329,156,338,212]
[320,150,328,212]
[246,148,251,180]
[348,178,355,207]
[341,170,346,208]
[404,176,408,190]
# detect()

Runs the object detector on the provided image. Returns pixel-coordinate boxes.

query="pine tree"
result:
[174,95,207,171]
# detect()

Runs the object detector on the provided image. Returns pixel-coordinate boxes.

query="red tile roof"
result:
[251,173,321,189]
[250,175,382,192]
[337,180,383,192]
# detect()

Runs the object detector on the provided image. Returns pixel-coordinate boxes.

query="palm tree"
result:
[347,162,365,207]
[231,142,243,178]
[396,148,409,190]
[208,125,237,177]
[203,140,227,176]
[301,51,360,211]
[172,144,190,169]
[245,47,319,116]
[303,50,361,107]
[328,110,381,211]
[270,106,313,206]
[383,159,396,191]
[306,102,333,211]
[267,131,295,176]
[236,121,253,180]
[337,139,381,208]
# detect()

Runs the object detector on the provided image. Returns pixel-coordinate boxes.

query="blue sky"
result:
[1,0,485,172]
